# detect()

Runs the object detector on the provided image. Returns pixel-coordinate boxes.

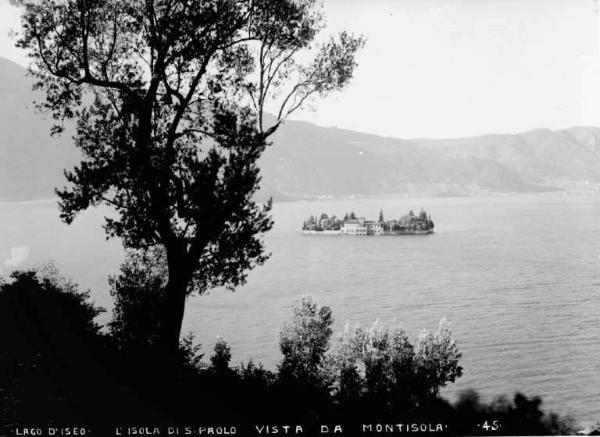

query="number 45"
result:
[482,420,500,431]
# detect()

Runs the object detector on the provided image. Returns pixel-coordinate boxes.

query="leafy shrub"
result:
[0,267,107,426]
[325,318,462,414]
[278,295,333,388]
[210,338,232,372]
[414,319,463,397]
[451,389,576,435]
[108,247,167,348]
[0,268,577,434]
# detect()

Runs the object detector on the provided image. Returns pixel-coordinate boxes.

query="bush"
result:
[108,247,167,348]
[0,266,171,429]
[451,389,576,435]
[210,338,232,372]
[0,267,107,426]
[278,295,333,388]
[0,268,577,435]
[325,319,462,416]
[414,319,463,397]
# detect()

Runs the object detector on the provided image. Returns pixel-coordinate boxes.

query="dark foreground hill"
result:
[2,56,600,201]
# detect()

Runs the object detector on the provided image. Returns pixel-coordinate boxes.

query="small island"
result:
[302,209,434,235]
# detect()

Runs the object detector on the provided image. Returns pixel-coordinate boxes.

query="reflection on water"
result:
[1,193,599,425]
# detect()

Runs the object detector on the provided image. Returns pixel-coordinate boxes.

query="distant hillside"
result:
[261,121,553,199]
[2,56,600,201]
[413,127,600,184]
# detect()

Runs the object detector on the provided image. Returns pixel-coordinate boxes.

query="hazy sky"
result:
[1,0,599,138]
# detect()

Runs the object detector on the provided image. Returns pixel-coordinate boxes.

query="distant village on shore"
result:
[302,209,435,235]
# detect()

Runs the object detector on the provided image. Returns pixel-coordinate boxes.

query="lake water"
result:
[1,193,599,426]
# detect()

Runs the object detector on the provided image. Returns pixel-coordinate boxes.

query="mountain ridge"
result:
[1,56,599,202]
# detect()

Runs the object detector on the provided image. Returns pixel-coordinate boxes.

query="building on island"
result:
[340,219,383,235]
[303,209,434,235]
[340,219,367,235]
[364,220,383,235]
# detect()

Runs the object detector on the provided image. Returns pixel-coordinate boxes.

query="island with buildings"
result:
[301,209,434,235]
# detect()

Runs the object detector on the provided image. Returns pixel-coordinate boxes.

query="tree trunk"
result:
[161,278,188,355]
[134,105,190,358]
[158,248,192,360]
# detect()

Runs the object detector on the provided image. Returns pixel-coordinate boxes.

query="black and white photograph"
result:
[0,0,599,435]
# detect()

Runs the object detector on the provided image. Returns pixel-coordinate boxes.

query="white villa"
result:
[340,219,383,235]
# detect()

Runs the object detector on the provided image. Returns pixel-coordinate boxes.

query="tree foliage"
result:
[15,0,364,352]
[108,247,167,347]
[0,267,107,426]
[210,338,232,372]
[278,295,333,387]
[414,319,463,397]
[325,319,462,410]
[1,272,574,433]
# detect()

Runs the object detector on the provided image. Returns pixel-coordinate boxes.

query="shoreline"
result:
[301,230,434,236]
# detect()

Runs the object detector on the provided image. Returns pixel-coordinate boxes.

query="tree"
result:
[108,247,167,348]
[278,295,333,388]
[378,209,384,223]
[16,0,364,355]
[326,322,414,408]
[326,319,462,412]
[210,338,232,373]
[414,319,462,398]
